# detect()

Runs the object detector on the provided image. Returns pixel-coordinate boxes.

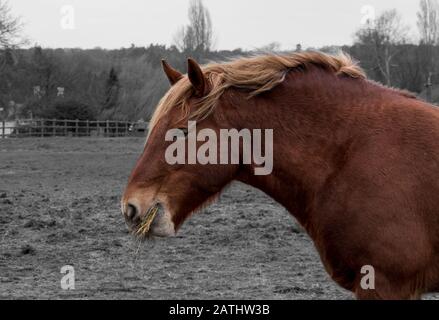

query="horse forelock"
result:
[149,51,366,132]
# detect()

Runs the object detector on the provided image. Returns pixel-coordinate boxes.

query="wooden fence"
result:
[0,119,141,138]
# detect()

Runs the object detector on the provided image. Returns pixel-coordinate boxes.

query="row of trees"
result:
[0,0,235,121]
[0,43,243,121]
[0,0,221,120]
[3,0,439,121]
[350,0,439,91]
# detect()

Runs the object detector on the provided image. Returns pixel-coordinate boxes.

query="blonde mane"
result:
[150,51,366,130]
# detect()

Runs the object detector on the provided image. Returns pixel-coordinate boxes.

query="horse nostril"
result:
[126,203,138,221]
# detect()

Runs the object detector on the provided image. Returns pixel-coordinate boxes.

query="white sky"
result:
[10,0,421,50]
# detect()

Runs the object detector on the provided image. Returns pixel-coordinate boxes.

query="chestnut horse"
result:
[121,51,439,299]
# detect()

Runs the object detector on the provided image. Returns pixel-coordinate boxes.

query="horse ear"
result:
[161,59,183,85]
[187,58,206,96]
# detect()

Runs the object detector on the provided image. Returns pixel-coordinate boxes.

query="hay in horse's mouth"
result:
[136,203,160,236]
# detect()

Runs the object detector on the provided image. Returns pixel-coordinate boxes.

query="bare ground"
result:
[0,138,437,300]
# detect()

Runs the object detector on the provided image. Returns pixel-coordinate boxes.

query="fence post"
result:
[125,121,129,136]
[41,120,44,138]
[64,120,67,136]
[76,119,79,137]
[52,119,56,137]
[1,119,4,139]
[106,120,109,137]
[86,120,89,136]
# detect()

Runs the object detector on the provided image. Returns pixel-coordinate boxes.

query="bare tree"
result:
[417,0,439,96]
[173,0,213,57]
[256,42,281,53]
[417,0,439,45]
[355,9,409,86]
[0,0,24,49]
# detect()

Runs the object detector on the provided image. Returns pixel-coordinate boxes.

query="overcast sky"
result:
[10,0,420,50]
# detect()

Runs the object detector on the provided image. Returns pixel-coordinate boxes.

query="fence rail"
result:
[0,119,141,138]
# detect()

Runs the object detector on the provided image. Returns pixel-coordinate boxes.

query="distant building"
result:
[57,87,65,97]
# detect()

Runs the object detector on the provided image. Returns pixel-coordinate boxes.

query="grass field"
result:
[0,138,436,299]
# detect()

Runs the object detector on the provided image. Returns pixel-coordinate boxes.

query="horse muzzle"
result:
[121,200,176,238]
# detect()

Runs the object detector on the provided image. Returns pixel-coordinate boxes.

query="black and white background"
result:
[1,0,439,300]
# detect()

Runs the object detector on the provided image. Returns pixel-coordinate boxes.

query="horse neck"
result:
[222,69,373,225]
